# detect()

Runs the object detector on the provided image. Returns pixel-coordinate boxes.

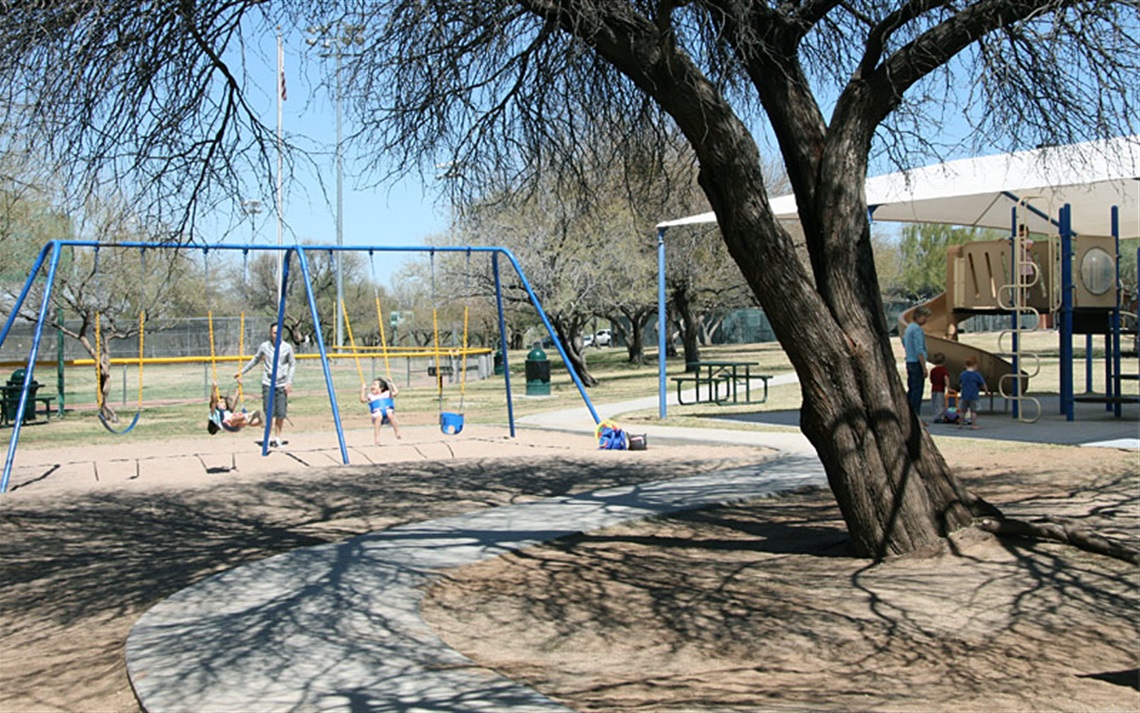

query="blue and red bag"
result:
[595,419,627,450]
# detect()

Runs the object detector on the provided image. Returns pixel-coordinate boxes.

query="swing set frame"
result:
[1,240,601,493]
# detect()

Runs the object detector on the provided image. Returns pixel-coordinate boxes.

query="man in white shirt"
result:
[237,323,296,447]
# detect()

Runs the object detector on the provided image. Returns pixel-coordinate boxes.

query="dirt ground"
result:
[1,426,1137,712]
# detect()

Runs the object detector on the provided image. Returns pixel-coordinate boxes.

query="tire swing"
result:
[93,247,145,435]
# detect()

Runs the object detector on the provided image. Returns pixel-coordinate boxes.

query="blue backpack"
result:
[595,419,628,450]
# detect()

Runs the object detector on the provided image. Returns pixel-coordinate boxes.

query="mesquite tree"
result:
[1,1,1135,558]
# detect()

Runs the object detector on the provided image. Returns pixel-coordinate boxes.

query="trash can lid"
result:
[526,347,547,361]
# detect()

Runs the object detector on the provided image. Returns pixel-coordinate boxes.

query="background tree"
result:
[897,224,1005,301]
[244,246,376,347]
[44,201,202,422]
[665,223,757,369]
[457,184,608,385]
[2,2,1134,559]
[0,155,71,284]
[870,229,905,303]
[596,145,712,365]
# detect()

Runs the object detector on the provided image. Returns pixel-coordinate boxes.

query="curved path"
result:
[125,372,1133,710]
[126,453,825,711]
[126,380,828,711]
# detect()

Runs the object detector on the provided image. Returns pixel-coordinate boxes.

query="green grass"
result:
[6,333,1134,450]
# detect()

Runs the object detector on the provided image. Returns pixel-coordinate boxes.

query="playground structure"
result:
[658,136,1140,422]
[0,241,602,493]
[899,229,1136,422]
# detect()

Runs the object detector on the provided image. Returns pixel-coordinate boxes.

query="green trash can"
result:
[525,347,551,396]
[493,349,504,376]
[4,370,39,424]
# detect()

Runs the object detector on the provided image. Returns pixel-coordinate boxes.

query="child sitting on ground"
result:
[957,357,988,430]
[361,377,402,445]
[208,382,262,434]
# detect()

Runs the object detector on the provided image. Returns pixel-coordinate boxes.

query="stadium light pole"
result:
[307,23,364,348]
[241,199,262,244]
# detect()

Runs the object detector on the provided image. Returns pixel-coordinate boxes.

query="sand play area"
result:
[1,422,1137,712]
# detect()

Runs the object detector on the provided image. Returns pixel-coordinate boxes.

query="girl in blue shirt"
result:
[361,378,401,445]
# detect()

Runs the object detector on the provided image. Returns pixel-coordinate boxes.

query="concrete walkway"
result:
[126,377,828,712]
[125,372,1134,711]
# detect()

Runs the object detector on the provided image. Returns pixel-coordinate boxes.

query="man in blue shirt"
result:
[903,306,931,418]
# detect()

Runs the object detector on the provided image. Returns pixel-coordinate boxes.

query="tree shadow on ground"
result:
[422,463,1139,712]
[0,453,744,711]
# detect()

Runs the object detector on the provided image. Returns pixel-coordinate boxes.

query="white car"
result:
[592,329,612,347]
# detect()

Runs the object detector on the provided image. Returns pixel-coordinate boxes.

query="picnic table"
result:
[672,360,772,406]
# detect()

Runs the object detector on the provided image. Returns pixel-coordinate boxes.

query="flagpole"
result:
[276,29,285,303]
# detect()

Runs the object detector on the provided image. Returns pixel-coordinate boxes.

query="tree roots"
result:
[977,516,1140,565]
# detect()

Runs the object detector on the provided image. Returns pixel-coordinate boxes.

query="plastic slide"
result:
[899,292,1029,394]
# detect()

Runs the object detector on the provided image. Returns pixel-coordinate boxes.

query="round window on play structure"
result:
[1079,247,1114,296]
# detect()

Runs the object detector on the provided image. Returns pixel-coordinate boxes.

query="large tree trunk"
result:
[724,197,993,558]
[692,124,995,559]
[633,46,997,558]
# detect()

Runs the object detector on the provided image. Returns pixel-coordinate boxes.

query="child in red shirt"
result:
[928,352,950,422]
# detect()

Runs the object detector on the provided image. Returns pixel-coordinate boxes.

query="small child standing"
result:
[957,356,988,430]
[361,377,402,445]
[928,352,950,422]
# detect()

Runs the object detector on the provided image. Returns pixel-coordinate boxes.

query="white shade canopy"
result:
[657,136,1140,238]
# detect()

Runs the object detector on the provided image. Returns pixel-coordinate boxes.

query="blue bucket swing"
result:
[431,250,469,436]
[440,410,464,435]
[432,306,469,436]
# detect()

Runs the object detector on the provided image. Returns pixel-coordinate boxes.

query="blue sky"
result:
[228,29,450,289]
[237,25,984,287]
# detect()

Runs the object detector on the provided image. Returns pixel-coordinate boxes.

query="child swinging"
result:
[208,382,262,434]
[361,377,401,445]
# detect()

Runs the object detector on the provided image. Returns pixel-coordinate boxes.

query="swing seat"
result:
[440,411,464,435]
[99,410,141,435]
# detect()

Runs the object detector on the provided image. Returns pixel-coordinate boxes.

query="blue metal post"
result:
[1059,204,1074,420]
[1009,208,1021,419]
[1084,334,1094,394]
[2,242,63,493]
[0,242,52,349]
[498,249,600,424]
[657,228,667,420]
[1110,207,1121,416]
[492,253,516,437]
[295,246,349,464]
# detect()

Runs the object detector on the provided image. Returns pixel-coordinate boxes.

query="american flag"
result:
[277,35,287,101]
